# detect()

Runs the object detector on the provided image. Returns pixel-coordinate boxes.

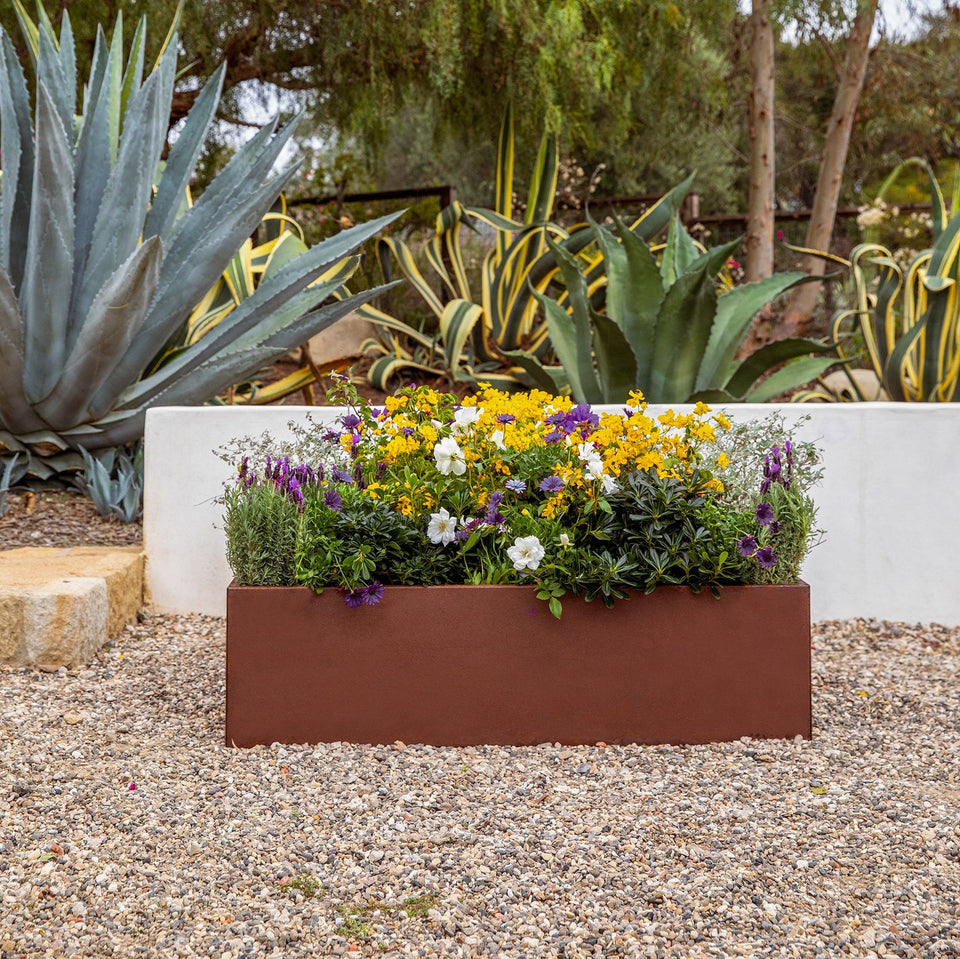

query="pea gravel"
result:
[1,611,958,959]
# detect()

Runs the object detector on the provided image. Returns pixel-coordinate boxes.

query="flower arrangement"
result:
[222,380,821,616]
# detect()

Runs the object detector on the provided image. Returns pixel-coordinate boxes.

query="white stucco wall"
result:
[144,403,960,624]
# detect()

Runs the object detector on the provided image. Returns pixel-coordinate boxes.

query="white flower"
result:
[600,473,619,495]
[559,533,571,548]
[452,406,482,432]
[433,436,467,475]
[427,508,458,545]
[491,429,506,450]
[577,442,596,462]
[507,535,545,572]
[584,458,604,480]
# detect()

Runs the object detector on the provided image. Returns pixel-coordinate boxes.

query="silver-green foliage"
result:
[224,482,300,586]
[0,7,398,474]
[521,215,838,404]
[0,452,26,516]
[77,444,143,523]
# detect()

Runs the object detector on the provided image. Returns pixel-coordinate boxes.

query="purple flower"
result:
[483,491,505,526]
[331,467,353,484]
[569,403,599,428]
[768,520,782,535]
[341,413,362,430]
[755,546,777,569]
[324,489,343,511]
[361,582,385,606]
[322,429,340,443]
[737,535,757,558]
[342,588,365,609]
[755,502,775,526]
[543,431,564,444]
[496,413,516,424]
[372,407,386,420]
[538,475,565,493]
[505,478,527,494]
[401,426,415,437]
[544,411,567,427]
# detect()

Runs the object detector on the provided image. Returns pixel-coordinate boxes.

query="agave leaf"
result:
[659,216,700,287]
[499,349,567,393]
[100,164,304,404]
[525,130,559,226]
[724,338,836,399]
[367,354,440,393]
[375,236,444,317]
[593,214,662,388]
[696,272,815,392]
[74,45,174,331]
[626,171,696,243]
[261,231,309,281]
[0,263,44,434]
[592,310,637,403]
[648,260,719,404]
[143,62,226,241]
[35,237,163,429]
[21,81,75,404]
[495,103,514,259]
[439,299,484,374]
[105,14,125,163]
[742,355,840,402]
[12,0,40,64]
[37,26,74,142]
[71,28,121,318]
[0,30,35,290]
[357,304,438,352]
[163,116,298,251]
[119,16,146,126]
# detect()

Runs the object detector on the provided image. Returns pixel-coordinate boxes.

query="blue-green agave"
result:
[0,4,398,476]
[517,215,837,404]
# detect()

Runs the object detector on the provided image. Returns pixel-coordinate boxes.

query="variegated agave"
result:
[358,106,693,393]
[824,159,960,402]
[0,4,398,477]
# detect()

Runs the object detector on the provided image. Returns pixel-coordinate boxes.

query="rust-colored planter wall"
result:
[226,582,811,748]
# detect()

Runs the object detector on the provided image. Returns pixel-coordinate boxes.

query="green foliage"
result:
[77,444,144,523]
[830,161,960,401]
[522,214,838,403]
[0,4,399,478]
[0,452,26,515]
[224,480,300,586]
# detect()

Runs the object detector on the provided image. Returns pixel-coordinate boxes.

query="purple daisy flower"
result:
[324,489,343,511]
[331,467,353,484]
[538,475,565,493]
[342,588,365,609]
[755,546,777,569]
[505,478,527,494]
[543,430,564,444]
[361,582,385,606]
[755,503,775,526]
[737,535,757,558]
[341,413,362,430]
[496,413,516,424]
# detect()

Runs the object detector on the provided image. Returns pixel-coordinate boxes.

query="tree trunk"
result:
[781,0,879,336]
[745,0,776,283]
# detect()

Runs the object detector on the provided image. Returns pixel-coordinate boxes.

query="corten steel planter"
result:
[226,581,811,747]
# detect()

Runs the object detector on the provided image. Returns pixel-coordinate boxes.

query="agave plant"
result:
[822,160,960,402]
[0,5,399,477]
[516,215,837,404]
[358,106,693,392]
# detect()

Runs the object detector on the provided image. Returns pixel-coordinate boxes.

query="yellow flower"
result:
[396,495,414,517]
[717,452,730,469]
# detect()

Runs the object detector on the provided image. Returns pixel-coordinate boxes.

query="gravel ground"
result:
[1,496,959,957]
[1,615,959,958]
[0,491,142,549]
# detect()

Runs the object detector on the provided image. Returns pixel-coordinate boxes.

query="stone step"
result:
[0,546,144,669]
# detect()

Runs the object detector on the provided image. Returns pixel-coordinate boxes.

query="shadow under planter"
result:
[226,582,811,747]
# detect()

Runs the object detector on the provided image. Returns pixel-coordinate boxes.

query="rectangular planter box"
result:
[226,582,811,747]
